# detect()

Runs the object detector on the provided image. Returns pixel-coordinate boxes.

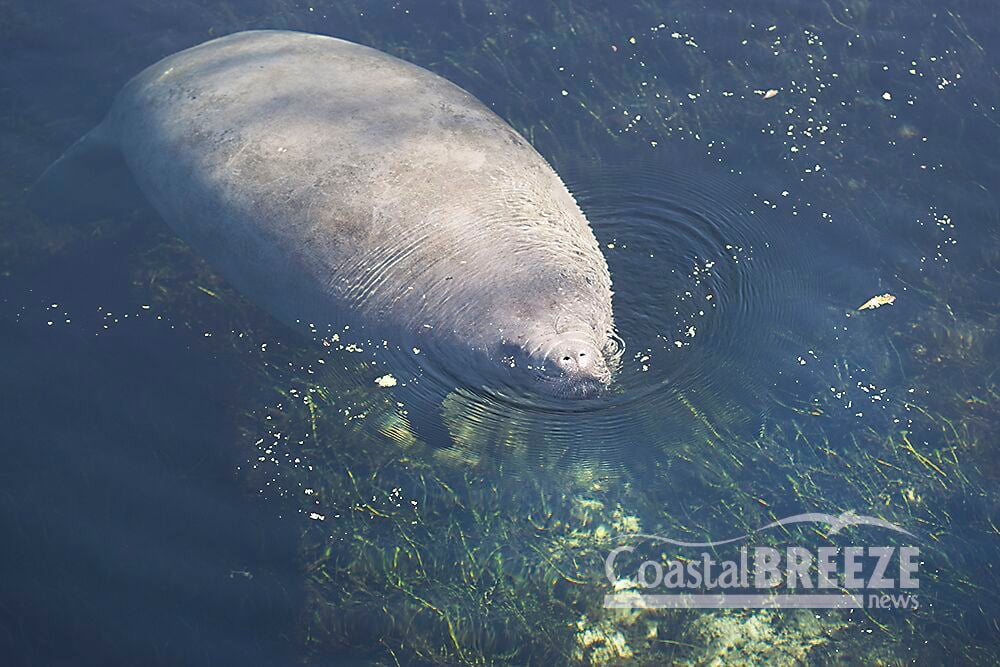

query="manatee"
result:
[35,30,616,432]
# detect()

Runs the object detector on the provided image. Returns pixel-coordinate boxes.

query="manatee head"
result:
[484,265,616,400]
[516,327,616,399]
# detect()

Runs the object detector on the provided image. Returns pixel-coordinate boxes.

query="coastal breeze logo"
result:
[604,512,920,610]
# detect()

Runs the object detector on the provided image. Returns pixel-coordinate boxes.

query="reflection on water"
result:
[1,0,998,665]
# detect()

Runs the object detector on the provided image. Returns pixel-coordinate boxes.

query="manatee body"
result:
[39,30,615,399]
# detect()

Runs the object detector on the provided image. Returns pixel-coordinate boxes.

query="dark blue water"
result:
[2,1,998,664]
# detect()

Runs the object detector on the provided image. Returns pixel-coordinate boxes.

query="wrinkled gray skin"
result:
[48,30,616,397]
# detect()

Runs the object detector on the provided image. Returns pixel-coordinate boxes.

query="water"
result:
[2,1,998,664]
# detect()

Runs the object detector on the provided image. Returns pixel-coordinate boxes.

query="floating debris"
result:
[374,374,397,387]
[858,293,897,311]
[762,89,779,99]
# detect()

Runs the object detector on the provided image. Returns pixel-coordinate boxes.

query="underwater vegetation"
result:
[1,0,998,664]
[230,261,998,665]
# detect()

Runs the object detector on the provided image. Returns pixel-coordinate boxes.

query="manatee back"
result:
[58,31,614,341]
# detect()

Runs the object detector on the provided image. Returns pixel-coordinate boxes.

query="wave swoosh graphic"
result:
[624,511,915,548]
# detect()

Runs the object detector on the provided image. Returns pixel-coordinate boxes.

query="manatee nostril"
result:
[579,352,586,357]
[562,356,571,362]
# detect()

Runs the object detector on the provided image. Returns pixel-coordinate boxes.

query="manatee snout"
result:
[528,334,615,399]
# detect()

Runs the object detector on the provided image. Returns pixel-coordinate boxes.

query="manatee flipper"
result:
[395,380,453,449]
[30,122,146,223]
[406,405,453,449]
